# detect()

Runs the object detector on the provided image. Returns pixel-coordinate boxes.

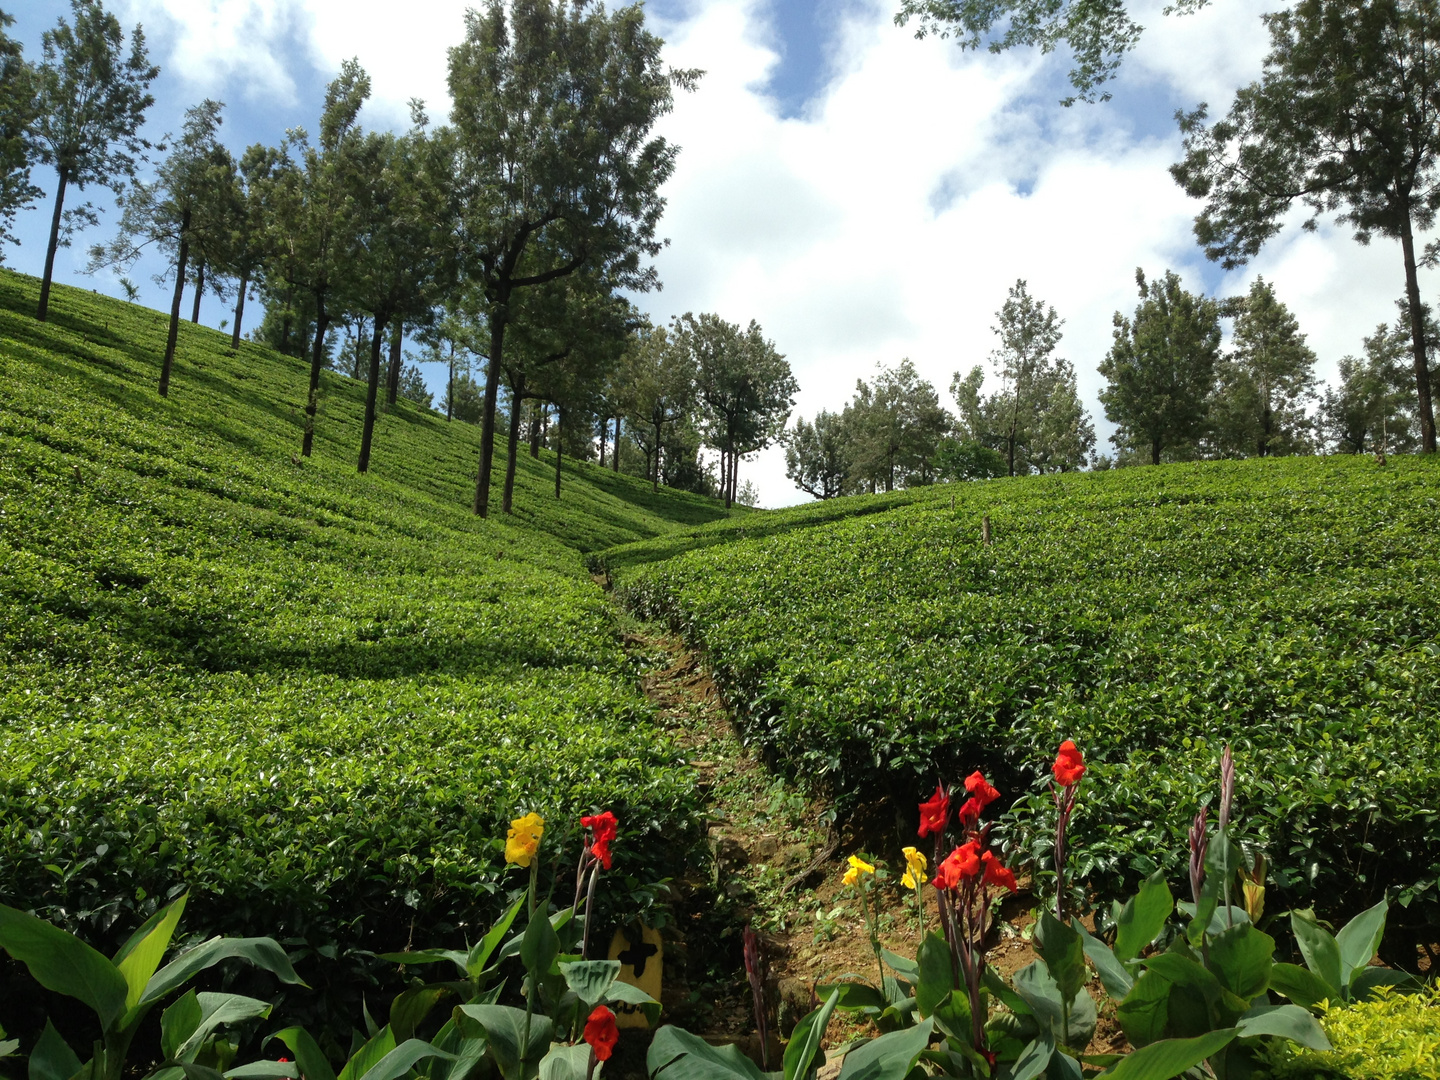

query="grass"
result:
[0,268,734,986]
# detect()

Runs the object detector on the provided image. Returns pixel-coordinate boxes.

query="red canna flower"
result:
[981,850,1018,893]
[581,811,619,869]
[964,771,1001,808]
[956,796,985,827]
[584,1005,620,1061]
[1053,741,1086,787]
[934,841,982,888]
[917,783,950,838]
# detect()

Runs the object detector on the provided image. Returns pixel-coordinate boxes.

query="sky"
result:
[6,0,1433,506]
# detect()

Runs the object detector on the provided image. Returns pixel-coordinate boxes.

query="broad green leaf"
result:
[1035,914,1085,1007]
[268,1027,338,1080]
[178,1065,226,1080]
[144,938,305,1006]
[1235,1004,1329,1050]
[1114,873,1172,964]
[375,951,469,971]
[1007,1030,1055,1080]
[1046,1050,1083,1079]
[1097,1029,1238,1079]
[1334,899,1388,993]
[225,1064,300,1080]
[1116,970,1171,1049]
[814,981,885,1013]
[28,1020,82,1080]
[835,1018,932,1080]
[1267,964,1334,1010]
[389,986,450,1042]
[470,895,526,978]
[162,992,204,1062]
[646,1025,770,1080]
[880,950,918,985]
[1143,954,1221,1009]
[603,979,661,1028]
[337,1026,396,1080]
[1064,988,1099,1052]
[914,932,954,1019]
[353,1040,455,1080]
[454,1005,554,1080]
[115,896,189,1011]
[1205,924,1273,1002]
[519,914,560,987]
[536,1045,593,1080]
[1289,913,1342,997]
[782,989,838,1080]
[1012,961,1064,1036]
[930,989,972,1043]
[173,994,272,1063]
[0,906,128,1031]
[1349,966,1420,1000]
[560,961,621,1011]
[1077,923,1133,1000]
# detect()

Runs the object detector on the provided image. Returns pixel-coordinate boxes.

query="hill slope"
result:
[0,269,729,973]
[612,457,1440,930]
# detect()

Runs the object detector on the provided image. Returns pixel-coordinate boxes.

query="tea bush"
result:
[613,458,1440,923]
[0,269,721,965]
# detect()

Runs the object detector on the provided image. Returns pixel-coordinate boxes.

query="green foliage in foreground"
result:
[0,270,723,976]
[1255,985,1440,1080]
[613,456,1440,919]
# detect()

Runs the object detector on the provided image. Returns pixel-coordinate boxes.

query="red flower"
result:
[981,850,1018,893]
[1053,741,1086,787]
[934,841,982,889]
[584,1005,619,1061]
[964,771,1000,809]
[956,796,984,827]
[918,783,950,838]
[581,811,619,870]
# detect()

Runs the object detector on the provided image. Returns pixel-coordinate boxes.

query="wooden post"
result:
[982,515,992,545]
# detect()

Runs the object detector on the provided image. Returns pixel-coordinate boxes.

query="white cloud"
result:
[120,0,1438,507]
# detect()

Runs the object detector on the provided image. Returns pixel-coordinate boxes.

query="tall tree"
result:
[267,60,369,457]
[987,279,1064,476]
[1172,0,1440,452]
[1098,268,1221,465]
[0,10,40,258]
[1029,358,1096,471]
[448,0,698,517]
[214,143,282,349]
[1209,278,1318,457]
[88,99,234,397]
[784,409,853,499]
[29,0,157,321]
[1320,326,1420,453]
[338,111,459,474]
[622,322,696,492]
[848,359,951,490]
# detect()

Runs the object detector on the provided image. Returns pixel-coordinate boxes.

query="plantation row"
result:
[0,273,724,1024]
[611,455,1440,931]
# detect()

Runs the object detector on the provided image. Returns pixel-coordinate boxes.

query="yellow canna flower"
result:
[901,846,928,890]
[842,854,875,888]
[505,812,545,868]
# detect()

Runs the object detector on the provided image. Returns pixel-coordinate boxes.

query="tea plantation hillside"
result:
[0,268,733,980]
[612,457,1440,934]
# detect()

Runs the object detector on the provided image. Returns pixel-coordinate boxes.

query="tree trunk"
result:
[613,417,621,472]
[280,288,292,356]
[231,273,248,350]
[190,261,205,323]
[159,209,191,398]
[1151,437,1161,466]
[386,321,402,406]
[473,307,507,516]
[302,299,330,458]
[1399,221,1437,452]
[447,348,455,421]
[554,406,563,499]
[1259,404,1272,457]
[653,420,662,492]
[503,380,525,514]
[37,168,68,322]
[529,405,542,457]
[724,435,734,509]
[358,315,389,473]
[599,416,608,468]
[1007,431,1017,477]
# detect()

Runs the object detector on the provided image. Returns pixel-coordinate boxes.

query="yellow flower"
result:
[505,812,545,868]
[901,846,928,890]
[842,854,875,888]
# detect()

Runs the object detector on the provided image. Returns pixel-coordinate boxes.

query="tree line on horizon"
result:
[0,0,800,512]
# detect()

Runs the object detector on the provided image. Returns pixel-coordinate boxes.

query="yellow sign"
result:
[607,923,662,1029]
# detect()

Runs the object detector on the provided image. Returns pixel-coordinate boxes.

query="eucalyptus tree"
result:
[0,10,39,258]
[1172,0,1440,452]
[1321,321,1421,453]
[784,409,853,499]
[1098,268,1222,464]
[847,359,951,490]
[267,60,370,457]
[447,0,699,517]
[338,112,460,474]
[29,0,157,321]
[622,322,696,492]
[88,99,234,397]
[1209,278,1318,457]
[217,143,284,349]
[989,280,1064,476]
